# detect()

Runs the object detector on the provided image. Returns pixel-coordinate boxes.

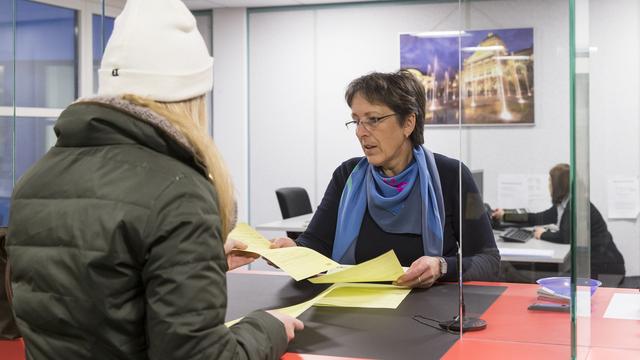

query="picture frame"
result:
[400,27,534,126]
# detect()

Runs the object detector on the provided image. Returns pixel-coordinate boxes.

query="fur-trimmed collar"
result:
[75,96,195,155]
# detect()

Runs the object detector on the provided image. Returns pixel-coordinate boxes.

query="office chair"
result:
[275,187,312,240]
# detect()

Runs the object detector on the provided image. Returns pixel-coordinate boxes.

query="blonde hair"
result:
[122,94,235,240]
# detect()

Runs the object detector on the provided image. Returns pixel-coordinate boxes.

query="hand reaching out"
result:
[224,239,258,270]
[266,310,304,342]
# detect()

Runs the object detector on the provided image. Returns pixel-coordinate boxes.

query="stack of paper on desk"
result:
[314,283,410,308]
[537,287,569,304]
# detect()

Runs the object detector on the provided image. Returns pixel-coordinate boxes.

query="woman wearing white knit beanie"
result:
[6,0,302,359]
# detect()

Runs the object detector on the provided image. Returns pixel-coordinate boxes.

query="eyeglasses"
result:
[345,113,396,131]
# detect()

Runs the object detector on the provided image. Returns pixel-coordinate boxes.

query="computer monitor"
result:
[471,170,483,198]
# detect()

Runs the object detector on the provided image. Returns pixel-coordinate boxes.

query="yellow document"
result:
[313,283,410,309]
[225,282,410,327]
[271,283,340,317]
[227,223,271,249]
[225,283,340,327]
[249,247,340,281]
[228,223,340,281]
[309,250,405,284]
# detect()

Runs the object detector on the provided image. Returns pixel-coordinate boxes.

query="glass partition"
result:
[574,0,639,357]
[244,0,579,351]
[455,0,635,357]
[455,0,573,354]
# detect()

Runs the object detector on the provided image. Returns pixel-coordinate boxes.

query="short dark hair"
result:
[345,70,425,146]
[550,163,570,205]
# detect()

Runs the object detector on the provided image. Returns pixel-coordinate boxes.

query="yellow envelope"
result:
[309,250,405,284]
[314,283,410,309]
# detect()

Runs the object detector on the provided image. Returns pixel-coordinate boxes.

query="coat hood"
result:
[54,96,207,177]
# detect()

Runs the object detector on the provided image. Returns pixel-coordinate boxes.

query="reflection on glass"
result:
[92,14,115,94]
[0,0,77,108]
[457,0,572,352]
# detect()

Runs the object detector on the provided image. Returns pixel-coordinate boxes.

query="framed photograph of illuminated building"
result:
[400,28,534,125]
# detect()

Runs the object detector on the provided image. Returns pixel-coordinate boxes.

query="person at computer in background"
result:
[492,163,625,280]
[270,70,500,288]
[6,1,301,359]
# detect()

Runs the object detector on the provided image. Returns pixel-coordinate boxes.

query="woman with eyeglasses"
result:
[270,70,500,288]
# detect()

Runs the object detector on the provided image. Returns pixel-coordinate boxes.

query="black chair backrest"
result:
[275,187,312,219]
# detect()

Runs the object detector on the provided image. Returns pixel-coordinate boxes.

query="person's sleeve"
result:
[539,229,564,243]
[295,162,351,257]
[502,210,529,223]
[526,207,558,226]
[539,207,568,244]
[442,164,500,282]
[502,206,557,226]
[141,176,288,360]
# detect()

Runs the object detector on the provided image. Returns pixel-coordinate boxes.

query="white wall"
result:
[213,8,250,221]
[212,0,639,275]
[249,9,318,229]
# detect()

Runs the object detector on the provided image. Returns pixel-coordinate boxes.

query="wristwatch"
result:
[438,257,447,278]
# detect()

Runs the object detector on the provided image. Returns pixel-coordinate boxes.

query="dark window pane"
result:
[92,14,114,93]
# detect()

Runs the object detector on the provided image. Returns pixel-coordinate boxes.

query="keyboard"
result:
[500,228,533,243]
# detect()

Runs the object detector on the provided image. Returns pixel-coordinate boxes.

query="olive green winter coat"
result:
[6,97,287,359]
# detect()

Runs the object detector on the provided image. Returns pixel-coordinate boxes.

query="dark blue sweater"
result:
[296,153,500,282]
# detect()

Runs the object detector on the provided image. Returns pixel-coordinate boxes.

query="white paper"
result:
[498,174,528,208]
[498,248,554,258]
[604,293,640,320]
[527,174,551,212]
[607,177,639,219]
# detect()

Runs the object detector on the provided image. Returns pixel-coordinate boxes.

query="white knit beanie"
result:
[98,0,213,102]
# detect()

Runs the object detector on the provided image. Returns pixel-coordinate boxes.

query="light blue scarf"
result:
[332,146,445,264]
